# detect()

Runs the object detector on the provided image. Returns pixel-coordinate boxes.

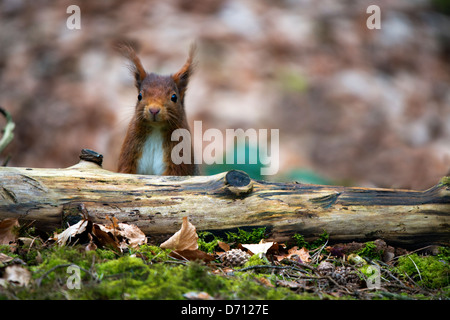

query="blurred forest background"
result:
[0,0,449,190]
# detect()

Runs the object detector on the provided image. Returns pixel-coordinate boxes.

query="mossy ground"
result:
[0,228,448,300]
[0,244,313,300]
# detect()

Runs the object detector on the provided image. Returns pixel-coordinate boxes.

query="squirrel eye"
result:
[138,93,143,101]
[171,93,177,103]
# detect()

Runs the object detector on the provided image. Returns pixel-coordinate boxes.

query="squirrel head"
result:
[117,43,196,128]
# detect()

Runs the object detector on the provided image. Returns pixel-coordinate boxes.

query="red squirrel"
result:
[117,44,198,176]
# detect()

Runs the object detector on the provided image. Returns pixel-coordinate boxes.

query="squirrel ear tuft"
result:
[172,44,196,98]
[115,42,147,90]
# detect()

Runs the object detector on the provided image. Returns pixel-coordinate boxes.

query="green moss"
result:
[292,234,309,249]
[92,248,119,261]
[224,273,312,300]
[129,244,171,262]
[28,246,118,289]
[32,247,82,280]
[225,227,267,244]
[437,246,450,264]
[356,241,382,260]
[197,231,221,253]
[0,245,15,255]
[80,258,308,300]
[240,254,270,269]
[292,230,329,250]
[80,259,220,299]
[197,228,268,251]
[96,256,146,277]
[1,239,310,300]
[359,264,378,278]
[396,254,449,289]
[0,245,19,261]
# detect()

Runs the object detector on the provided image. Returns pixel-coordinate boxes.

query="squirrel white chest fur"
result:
[136,128,166,175]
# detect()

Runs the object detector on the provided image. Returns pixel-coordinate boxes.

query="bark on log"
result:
[0,151,449,247]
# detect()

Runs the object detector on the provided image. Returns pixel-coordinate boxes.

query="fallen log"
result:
[0,150,449,247]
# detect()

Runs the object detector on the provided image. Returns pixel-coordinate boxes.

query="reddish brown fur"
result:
[117,44,198,175]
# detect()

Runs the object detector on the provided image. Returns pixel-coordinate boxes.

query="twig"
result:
[36,263,99,286]
[281,258,318,274]
[238,265,299,273]
[36,263,73,286]
[310,241,328,264]
[382,268,409,288]
[392,245,435,261]
[407,256,422,282]
[164,259,188,266]
[238,264,353,294]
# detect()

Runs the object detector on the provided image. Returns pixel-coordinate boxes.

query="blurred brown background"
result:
[0,0,449,190]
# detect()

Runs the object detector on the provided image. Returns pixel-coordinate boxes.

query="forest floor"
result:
[0,217,448,301]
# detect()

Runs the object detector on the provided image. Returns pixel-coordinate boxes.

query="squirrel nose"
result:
[149,108,160,116]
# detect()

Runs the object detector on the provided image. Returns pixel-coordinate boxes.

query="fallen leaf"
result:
[287,246,310,263]
[3,265,31,287]
[92,224,120,252]
[275,246,311,263]
[217,241,230,252]
[52,216,146,252]
[160,217,198,250]
[212,267,234,275]
[258,277,275,287]
[170,249,215,263]
[0,218,19,245]
[98,222,146,250]
[115,223,147,248]
[55,219,89,246]
[276,279,304,289]
[241,240,276,257]
[0,253,14,264]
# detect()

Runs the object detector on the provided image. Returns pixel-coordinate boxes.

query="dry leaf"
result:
[287,246,311,263]
[275,246,311,263]
[52,216,146,252]
[217,241,230,252]
[170,249,215,263]
[276,279,303,289]
[0,253,14,264]
[92,224,120,252]
[0,218,19,245]
[98,222,146,250]
[115,223,147,248]
[55,219,89,246]
[241,240,275,257]
[160,217,214,262]
[160,217,198,250]
[258,277,275,288]
[3,265,31,287]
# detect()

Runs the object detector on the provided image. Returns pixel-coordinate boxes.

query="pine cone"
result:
[332,266,360,286]
[220,249,250,267]
[317,261,335,276]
